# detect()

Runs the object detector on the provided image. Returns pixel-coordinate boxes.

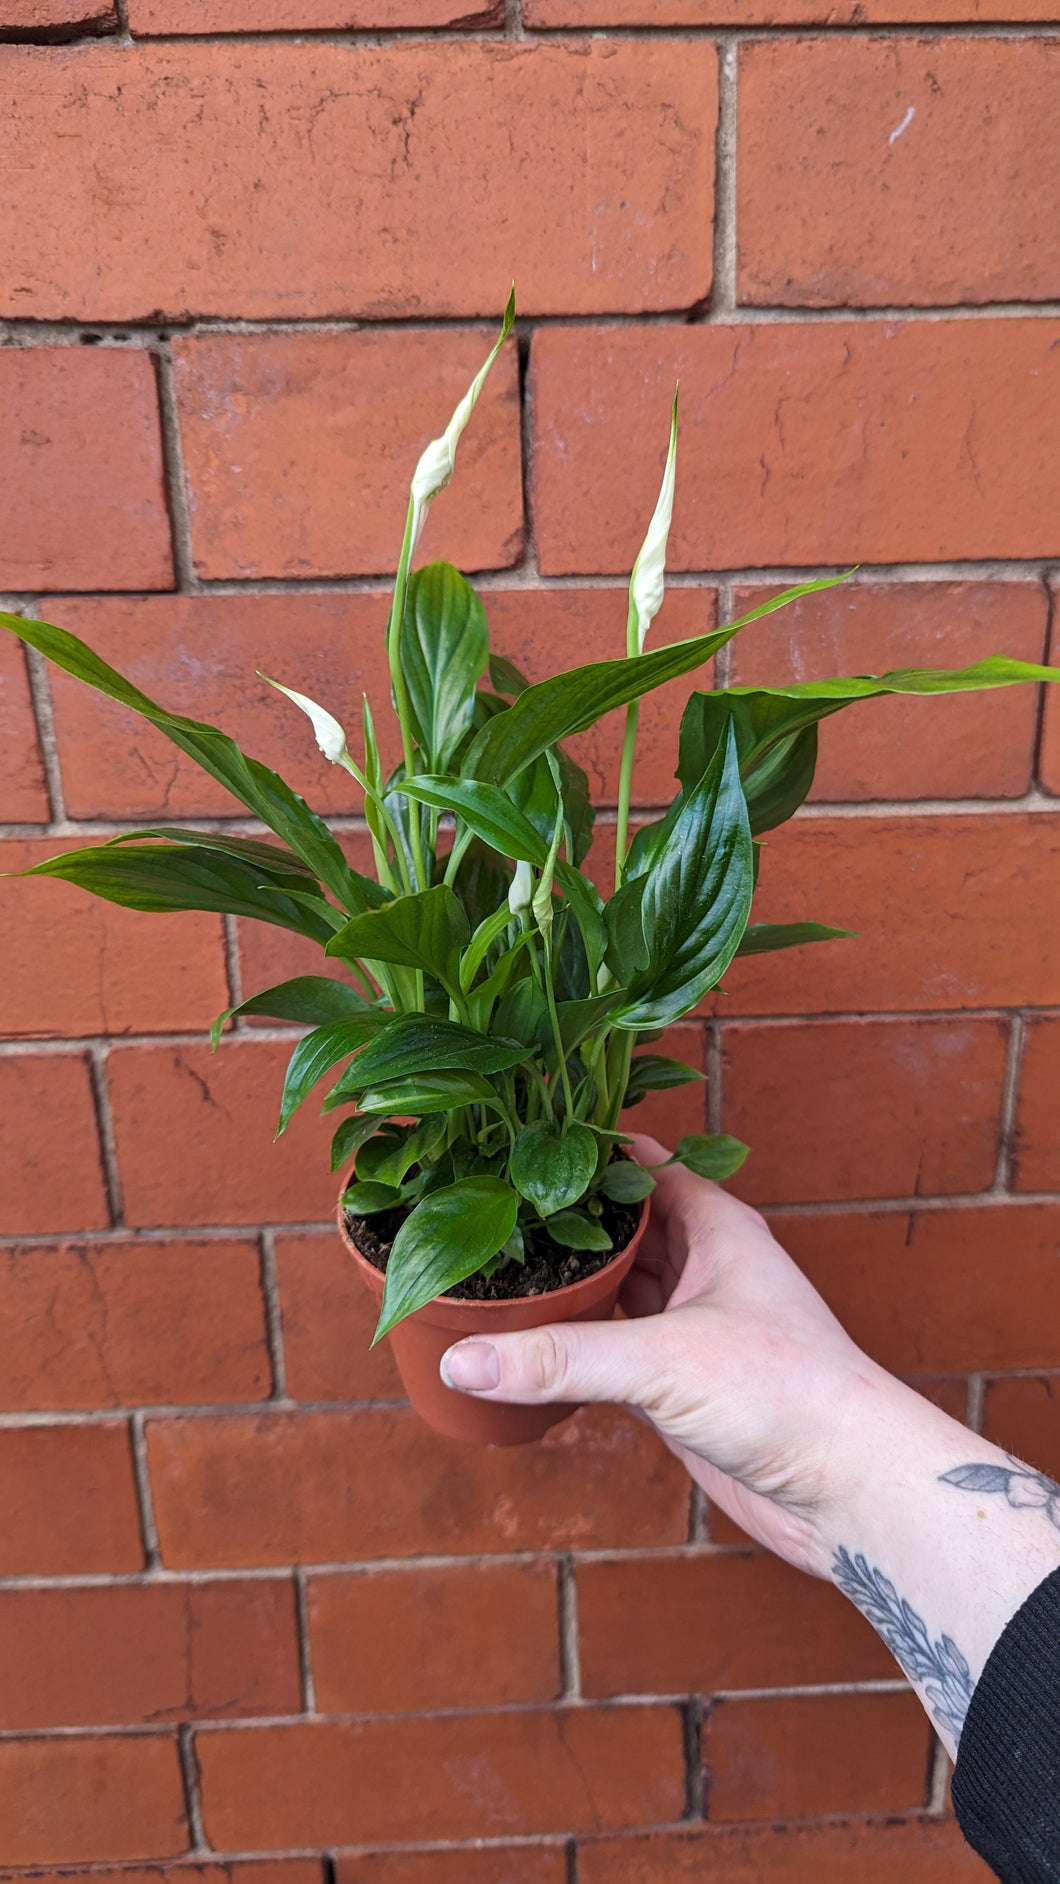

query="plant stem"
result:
[542,941,575,1126]
[385,497,427,894]
[614,699,640,888]
[602,1028,634,1133]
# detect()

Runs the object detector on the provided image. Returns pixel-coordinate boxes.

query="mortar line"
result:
[710,36,738,318]
[26,18,1060,41]
[688,1482,708,1545]
[154,338,199,592]
[86,1044,125,1227]
[684,1695,706,1819]
[178,1723,209,1853]
[21,635,68,827]
[712,576,735,682]
[504,0,526,37]
[222,914,245,1016]
[995,1013,1027,1191]
[966,1373,987,1434]
[705,1021,724,1136]
[1034,578,1057,788]
[129,1410,162,1570]
[565,1834,579,1884]
[294,1567,318,1714]
[515,323,540,579]
[557,1553,582,1700]
[927,1733,952,1815]
[259,1229,289,1401]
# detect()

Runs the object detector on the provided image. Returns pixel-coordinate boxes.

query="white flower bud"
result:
[629,390,679,655]
[260,675,351,768]
[508,858,533,915]
[407,287,515,554]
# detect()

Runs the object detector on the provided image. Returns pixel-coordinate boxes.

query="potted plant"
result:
[4,292,1057,1447]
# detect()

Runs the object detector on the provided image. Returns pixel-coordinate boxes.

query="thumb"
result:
[440,1315,665,1410]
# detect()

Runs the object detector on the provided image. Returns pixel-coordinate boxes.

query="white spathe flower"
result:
[629,389,679,654]
[508,858,533,915]
[408,287,516,554]
[261,675,351,768]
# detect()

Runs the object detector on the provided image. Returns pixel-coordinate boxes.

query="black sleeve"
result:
[952,1564,1060,1883]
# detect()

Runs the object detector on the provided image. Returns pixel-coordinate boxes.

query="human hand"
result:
[440,1134,887,1577]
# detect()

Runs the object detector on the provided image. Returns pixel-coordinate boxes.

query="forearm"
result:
[821,1363,1060,1759]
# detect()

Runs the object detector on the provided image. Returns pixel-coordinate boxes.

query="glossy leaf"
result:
[211,974,377,1050]
[345,1070,499,1118]
[669,1133,750,1181]
[622,1055,705,1107]
[2,612,369,909]
[599,1160,656,1203]
[108,827,318,878]
[373,1176,520,1340]
[462,576,851,787]
[736,922,856,958]
[329,1112,381,1174]
[555,862,608,981]
[323,1014,527,1100]
[549,991,627,1058]
[401,776,549,866]
[341,1180,400,1215]
[545,1209,613,1252]
[327,885,470,994]
[603,875,651,983]
[356,1116,446,1188]
[22,842,339,944]
[509,1119,597,1217]
[492,979,549,1050]
[488,652,531,697]
[277,1012,389,1134]
[402,562,489,770]
[615,720,754,1030]
[460,903,517,994]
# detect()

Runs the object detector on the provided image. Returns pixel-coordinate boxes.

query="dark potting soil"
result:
[347,1189,641,1302]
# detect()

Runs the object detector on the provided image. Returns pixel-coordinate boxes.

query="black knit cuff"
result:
[952,1563,1060,1883]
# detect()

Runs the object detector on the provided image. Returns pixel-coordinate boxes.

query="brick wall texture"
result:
[0,2,1057,1878]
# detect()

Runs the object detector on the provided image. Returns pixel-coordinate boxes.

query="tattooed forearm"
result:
[940,1457,1060,1531]
[831,1545,975,1740]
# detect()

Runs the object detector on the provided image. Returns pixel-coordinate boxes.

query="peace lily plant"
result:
[5,292,1058,1366]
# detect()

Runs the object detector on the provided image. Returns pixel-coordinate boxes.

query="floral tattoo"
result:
[832,1545,975,1740]
[939,1457,1060,1531]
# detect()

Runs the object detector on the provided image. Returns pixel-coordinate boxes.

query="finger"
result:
[440,1313,668,1410]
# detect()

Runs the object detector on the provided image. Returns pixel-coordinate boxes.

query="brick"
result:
[0,1,116,39]
[527,0,1057,18]
[0,1868,318,1884]
[0,635,48,821]
[1012,1016,1060,1191]
[530,322,1060,572]
[620,1023,708,1148]
[579,1818,991,1883]
[196,1706,683,1848]
[777,1205,1060,1374]
[729,583,1047,802]
[715,815,1060,1016]
[0,350,172,591]
[44,592,396,819]
[2,42,713,321]
[1042,618,1060,794]
[738,40,1060,308]
[0,1423,142,1574]
[0,1577,300,1728]
[708,1691,931,1821]
[578,1552,893,1697]
[0,1237,270,1411]
[131,0,500,23]
[907,1375,970,1421]
[335,1850,566,1884]
[146,1405,689,1567]
[0,1053,108,1235]
[274,1231,404,1402]
[0,1736,186,1865]
[308,1560,560,1712]
[982,1375,1060,1481]
[107,1039,340,1228]
[723,1018,1007,1206]
[485,588,717,806]
[174,333,522,581]
[1,839,227,1039]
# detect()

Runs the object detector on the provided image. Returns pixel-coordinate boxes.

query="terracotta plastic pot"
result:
[337,1189,649,1447]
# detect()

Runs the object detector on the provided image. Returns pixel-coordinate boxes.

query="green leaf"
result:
[329,1113,380,1174]
[108,827,319,878]
[615,720,754,1030]
[277,1012,390,1134]
[402,562,489,771]
[350,1070,500,1118]
[488,652,532,697]
[599,1161,656,1203]
[558,749,595,866]
[356,1116,446,1188]
[678,655,1060,837]
[545,1209,613,1252]
[463,576,852,787]
[327,885,470,994]
[736,922,856,958]
[492,979,549,1050]
[509,1120,598,1217]
[549,991,628,1058]
[323,1014,528,1101]
[341,1180,401,1215]
[211,974,377,1050]
[555,862,608,982]
[622,1055,705,1107]
[401,776,549,866]
[669,1133,750,1181]
[1,612,369,910]
[603,875,651,983]
[460,903,517,994]
[373,1176,520,1341]
[21,842,339,944]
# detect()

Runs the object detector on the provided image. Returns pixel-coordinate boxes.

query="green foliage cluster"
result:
[5,295,1057,1339]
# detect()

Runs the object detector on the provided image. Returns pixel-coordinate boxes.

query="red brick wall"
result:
[0,3,1056,1877]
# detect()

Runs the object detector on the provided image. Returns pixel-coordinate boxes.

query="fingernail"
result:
[441,1341,500,1393]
